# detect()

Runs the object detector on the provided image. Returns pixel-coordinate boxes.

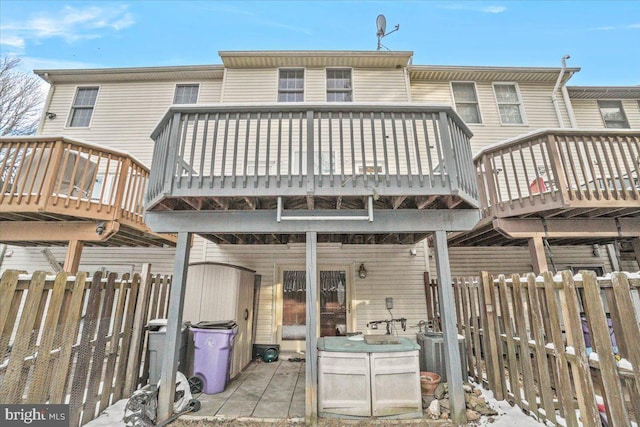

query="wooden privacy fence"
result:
[435,271,640,427]
[0,265,172,426]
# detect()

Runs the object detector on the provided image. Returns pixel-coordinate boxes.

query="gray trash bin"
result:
[147,319,192,386]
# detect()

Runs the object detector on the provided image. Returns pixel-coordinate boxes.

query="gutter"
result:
[551,55,570,128]
[36,72,56,135]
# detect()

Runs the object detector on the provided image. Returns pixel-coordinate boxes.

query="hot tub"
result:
[317,336,421,419]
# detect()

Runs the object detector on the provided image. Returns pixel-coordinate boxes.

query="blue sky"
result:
[1,0,639,86]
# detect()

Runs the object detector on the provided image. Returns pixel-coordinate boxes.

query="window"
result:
[173,84,199,104]
[451,82,481,124]
[327,69,352,102]
[278,69,304,102]
[493,83,525,124]
[69,87,99,127]
[598,100,629,128]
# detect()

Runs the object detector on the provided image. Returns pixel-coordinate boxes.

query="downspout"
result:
[561,85,578,128]
[36,73,56,135]
[551,55,570,128]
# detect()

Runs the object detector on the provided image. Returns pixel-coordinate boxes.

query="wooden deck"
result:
[449,129,640,247]
[144,104,480,244]
[0,136,175,247]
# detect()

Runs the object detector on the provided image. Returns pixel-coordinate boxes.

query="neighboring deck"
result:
[144,104,480,244]
[0,136,175,247]
[449,129,640,247]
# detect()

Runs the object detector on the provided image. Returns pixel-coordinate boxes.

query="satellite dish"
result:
[376,14,386,37]
[376,14,399,51]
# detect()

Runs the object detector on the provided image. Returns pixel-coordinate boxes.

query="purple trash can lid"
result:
[192,320,237,330]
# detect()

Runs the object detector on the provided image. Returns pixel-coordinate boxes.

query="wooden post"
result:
[528,236,548,274]
[63,240,84,273]
[631,237,640,268]
[480,271,503,400]
[305,231,318,425]
[559,271,600,427]
[157,232,191,423]
[433,230,466,426]
[581,271,627,426]
[123,264,152,395]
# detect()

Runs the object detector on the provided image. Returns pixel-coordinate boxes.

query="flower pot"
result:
[420,371,441,396]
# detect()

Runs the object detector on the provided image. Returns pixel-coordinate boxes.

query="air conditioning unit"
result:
[416,332,467,382]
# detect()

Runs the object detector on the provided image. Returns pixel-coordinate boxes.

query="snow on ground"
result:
[474,384,543,427]
[88,387,547,427]
[84,399,127,427]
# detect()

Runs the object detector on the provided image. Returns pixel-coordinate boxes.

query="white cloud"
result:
[482,6,507,13]
[1,4,135,50]
[590,23,640,31]
[201,4,313,35]
[0,35,25,49]
[20,57,97,71]
[437,3,507,13]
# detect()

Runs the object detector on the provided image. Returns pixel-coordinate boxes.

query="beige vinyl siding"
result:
[411,80,570,153]
[441,245,615,277]
[571,99,640,128]
[40,79,222,165]
[353,69,409,102]
[202,243,429,344]
[222,68,278,102]
[1,245,177,275]
[305,68,326,102]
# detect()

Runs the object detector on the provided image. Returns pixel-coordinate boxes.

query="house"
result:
[1,50,638,422]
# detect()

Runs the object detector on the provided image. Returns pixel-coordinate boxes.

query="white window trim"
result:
[492,82,527,126]
[277,68,306,102]
[66,85,100,129]
[173,83,200,104]
[597,99,630,129]
[450,81,483,125]
[326,67,354,102]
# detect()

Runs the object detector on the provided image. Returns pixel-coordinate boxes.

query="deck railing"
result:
[475,129,640,218]
[146,104,477,207]
[0,136,149,227]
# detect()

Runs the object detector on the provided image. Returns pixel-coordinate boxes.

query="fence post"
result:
[124,263,153,396]
[480,271,503,400]
[611,272,640,422]
[581,271,627,426]
[558,271,600,427]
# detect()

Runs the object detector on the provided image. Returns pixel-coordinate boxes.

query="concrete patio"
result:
[183,354,306,422]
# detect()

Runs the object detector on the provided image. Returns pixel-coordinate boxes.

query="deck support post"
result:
[157,232,192,423]
[63,240,83,274]
[631,238,640,269]
[528,236,548,275]
[433,230,466,426]
[305,231,318,425]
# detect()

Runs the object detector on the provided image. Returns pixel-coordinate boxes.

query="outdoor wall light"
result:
[358,263,367,279]
[45,112,56,119]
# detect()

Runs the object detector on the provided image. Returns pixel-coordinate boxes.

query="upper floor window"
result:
[69,87,99,127]
[451,82,481,124]
[278,69,304,102]
[327,69,352,102]
[174,84,199,104]
[598,100,629,128]
[493,83,525,124]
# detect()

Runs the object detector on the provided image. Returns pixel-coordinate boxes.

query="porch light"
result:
[358,263,367,279]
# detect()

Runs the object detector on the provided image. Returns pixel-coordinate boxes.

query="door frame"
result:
[274,263,354,352]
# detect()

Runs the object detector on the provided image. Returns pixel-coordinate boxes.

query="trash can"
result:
[190,320,238,394]
[147,319,192,386]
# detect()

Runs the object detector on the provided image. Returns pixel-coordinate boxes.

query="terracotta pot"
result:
[420,371,441,396]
